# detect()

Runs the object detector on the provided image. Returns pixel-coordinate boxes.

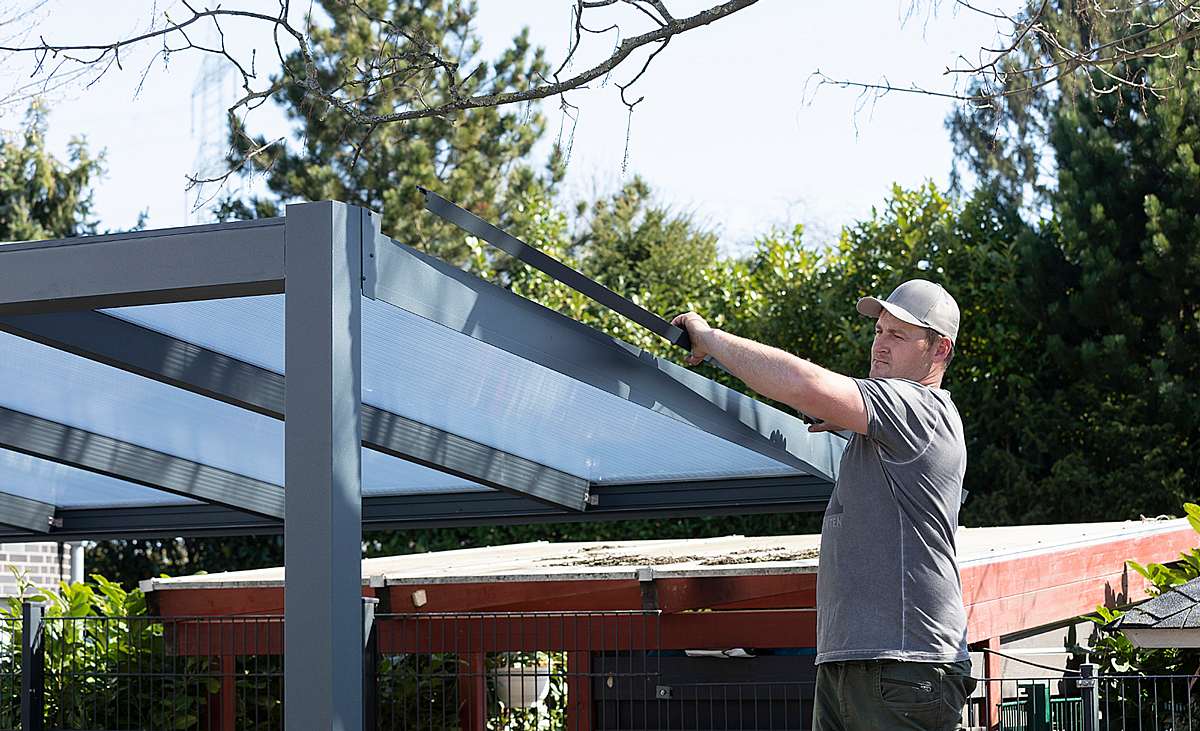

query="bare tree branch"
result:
[814,0,1200,110]
[0,0,760,195]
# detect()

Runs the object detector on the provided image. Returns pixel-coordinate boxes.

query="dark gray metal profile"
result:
[0,407,285,519]
[420,187,693,350]
[283,201,364,731]
[361,408,588,511]
[0,489,52,533]
[366,232,841,482]
[0,309,590,511]
[0,474,829,541]
[21,600,45,731]
[0,218,284,314]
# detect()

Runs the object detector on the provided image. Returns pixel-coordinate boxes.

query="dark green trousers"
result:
[811,659,977,730]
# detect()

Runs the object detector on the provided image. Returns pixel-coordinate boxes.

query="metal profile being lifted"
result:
[419,187,694,350]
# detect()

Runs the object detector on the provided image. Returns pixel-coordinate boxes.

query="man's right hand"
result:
[670,312,716,367]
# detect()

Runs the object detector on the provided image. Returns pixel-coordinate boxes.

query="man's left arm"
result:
[672,312,868,435]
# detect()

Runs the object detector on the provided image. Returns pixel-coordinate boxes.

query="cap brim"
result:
[855,296,928,330]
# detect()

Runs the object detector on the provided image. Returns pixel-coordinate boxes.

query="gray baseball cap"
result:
[856,279,960,342]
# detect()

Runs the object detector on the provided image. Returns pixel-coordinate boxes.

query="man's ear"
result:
[928,336,950,364]
[936,337,953,362]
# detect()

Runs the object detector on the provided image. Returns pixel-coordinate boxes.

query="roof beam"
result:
[0,489,53,533]
[0,474,828,541]
[0,310,590,512]
[365,233,842,482]
[0,407,285,519]
[0,218,284,314]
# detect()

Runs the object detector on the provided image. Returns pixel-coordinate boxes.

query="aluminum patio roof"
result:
[0,200,848,727]
[0,201,844,542]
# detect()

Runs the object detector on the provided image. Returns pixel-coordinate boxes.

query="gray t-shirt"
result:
[814,377,968,665]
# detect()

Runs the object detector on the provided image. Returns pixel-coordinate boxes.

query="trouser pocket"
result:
[877,662,942,706]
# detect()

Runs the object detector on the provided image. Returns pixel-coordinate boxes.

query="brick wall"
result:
[0,541,71,597]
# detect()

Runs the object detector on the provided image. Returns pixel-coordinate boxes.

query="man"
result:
[672,279,976,731]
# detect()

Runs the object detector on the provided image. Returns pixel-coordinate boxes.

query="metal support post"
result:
[362,597,379,731]
[1079,663,1099,731]
[21,600,45,731]
[284,201,364,731]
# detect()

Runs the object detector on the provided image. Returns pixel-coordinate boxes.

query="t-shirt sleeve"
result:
[853,378,940,464]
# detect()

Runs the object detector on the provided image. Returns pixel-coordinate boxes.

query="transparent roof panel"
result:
[0,331,492,498]
[0,329,283,485]
[107,295,799,484]
[362,450,488,497]
[0,447,200,509]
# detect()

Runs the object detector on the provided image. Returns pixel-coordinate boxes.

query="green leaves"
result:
[1186,503,1200,536]
[0,568,210,729]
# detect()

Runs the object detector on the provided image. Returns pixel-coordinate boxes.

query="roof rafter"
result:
[0,474,828,541]
[0,488,53,533]
[0,407,285,519]
[0,218,285,314]
[0,310,590,512]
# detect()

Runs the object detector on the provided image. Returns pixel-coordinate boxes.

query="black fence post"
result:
[20,600,45,731]
[1079,663,1099,731]
[362,597,379,731]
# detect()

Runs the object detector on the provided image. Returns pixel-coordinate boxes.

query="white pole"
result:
[69,543,84,585]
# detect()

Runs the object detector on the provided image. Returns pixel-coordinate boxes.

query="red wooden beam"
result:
[960,526,1194,640]
[458,652,487,731]
[152,573,819,617]
[566,651,592,731]
[388,580,642,612]
[167,618,284,656]
[383,573,817,614]
[961,528,1193,606]
[966,572,1128,643]
[371,611,816,654]
[970,637,1001,731]
[653,574,816,612]
[165,610,817,657]
[220,655,236,731]
[153,585,378,616]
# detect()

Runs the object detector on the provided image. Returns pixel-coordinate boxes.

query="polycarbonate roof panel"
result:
[107,295,799,484]
[0,331,491,498]
[0,329,283,484]
[362,450,488,497]
[0,447,199,508]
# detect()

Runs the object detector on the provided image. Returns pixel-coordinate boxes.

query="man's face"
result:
[869,310,940,380]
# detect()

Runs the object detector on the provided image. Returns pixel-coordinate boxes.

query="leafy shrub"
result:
[0,568,214,730]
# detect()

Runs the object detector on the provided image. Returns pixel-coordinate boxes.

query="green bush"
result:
[1080,504,1200,726]
[0,568,214,730]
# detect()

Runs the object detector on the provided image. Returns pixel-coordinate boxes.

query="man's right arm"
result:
[672,312,869,435]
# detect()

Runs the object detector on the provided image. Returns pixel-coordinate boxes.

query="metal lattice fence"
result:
[0,616,18,731]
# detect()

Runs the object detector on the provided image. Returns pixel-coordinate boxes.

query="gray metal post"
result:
[284,201,364,731]
[21,600,45,731]
[1079,663,1099,731]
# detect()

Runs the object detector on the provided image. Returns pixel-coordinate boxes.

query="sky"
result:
[3,1,1017,253]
